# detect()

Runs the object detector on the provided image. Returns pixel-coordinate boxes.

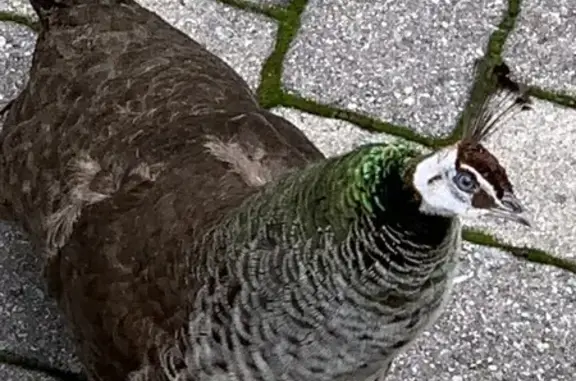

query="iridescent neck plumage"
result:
[215,143,423,243]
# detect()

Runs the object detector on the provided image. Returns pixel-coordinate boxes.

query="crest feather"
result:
[461,61,532,143]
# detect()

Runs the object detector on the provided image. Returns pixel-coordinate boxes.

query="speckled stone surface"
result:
[505,0,576,95]
[0,23,33,105]
[0,222,81,381]
[464,100,576,259]
[282,0,507,137]
[246,0,289,5]
[0,0,33,15]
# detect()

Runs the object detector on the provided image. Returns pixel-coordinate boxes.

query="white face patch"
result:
[413,147,465,217]
[412,147,503,218]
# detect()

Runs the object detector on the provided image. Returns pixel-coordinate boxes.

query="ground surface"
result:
[0,0,575,380]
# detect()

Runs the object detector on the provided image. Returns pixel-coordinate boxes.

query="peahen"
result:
[0,0,531,380]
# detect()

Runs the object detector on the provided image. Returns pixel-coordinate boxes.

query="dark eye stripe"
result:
[472,189,496,209]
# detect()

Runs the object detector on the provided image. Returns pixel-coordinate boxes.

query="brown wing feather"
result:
[0,1,323,380]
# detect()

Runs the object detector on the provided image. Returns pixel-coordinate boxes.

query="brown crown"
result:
[456,141,512,200]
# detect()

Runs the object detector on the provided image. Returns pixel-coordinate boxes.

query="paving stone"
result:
[0,23,34,106]
[270,107,428,157]
[0,365,67,381]
[142,0,277,91]
[505,0,576,95]
[387,243,576,381]
[0,222,81,381]
[245,0,290,6]
[282,0,507,137]
[0,0,34,16]
[464,99,576,259]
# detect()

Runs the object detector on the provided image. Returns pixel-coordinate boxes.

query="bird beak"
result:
[488,192,532,227]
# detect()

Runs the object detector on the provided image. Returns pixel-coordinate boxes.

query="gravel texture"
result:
[0,222,81,381]
[505,0,576,95]
[282,0,507,137]
[0,0,34,15]
[0,23,34,107]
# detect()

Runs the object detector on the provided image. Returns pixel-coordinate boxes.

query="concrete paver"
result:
[0,222,81,381]
[0,23,33,105]
[505,0,576,95]
[0,0,33,16]
[282,0,507,137]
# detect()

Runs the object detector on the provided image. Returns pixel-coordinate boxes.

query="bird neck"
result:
[216,142,455,248]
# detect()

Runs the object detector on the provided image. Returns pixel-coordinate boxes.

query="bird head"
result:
[412,66,532,227]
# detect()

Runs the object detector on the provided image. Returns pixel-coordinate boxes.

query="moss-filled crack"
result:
[527,86,576,109]
[0,349,87,381]
[281,93,440,147]
[214,0,287,20]
[464,229,576,274]
[441,0,522,146]
[256,0,308,108]
[0,11,39,31]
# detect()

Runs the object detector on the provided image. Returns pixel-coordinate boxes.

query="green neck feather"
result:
[224,141,423,242]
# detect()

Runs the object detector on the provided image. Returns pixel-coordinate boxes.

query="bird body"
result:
[0,0,531,380]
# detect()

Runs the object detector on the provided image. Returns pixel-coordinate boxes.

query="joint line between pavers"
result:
[213,0,287,20]
[0,11,40,31]
[463,229,576,275]
[527,86,576,109]
[256,0,309,107]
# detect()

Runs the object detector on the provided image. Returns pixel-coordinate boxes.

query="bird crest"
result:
[412,61,532,225]
[456,61,532,201]
[460,61,532,144]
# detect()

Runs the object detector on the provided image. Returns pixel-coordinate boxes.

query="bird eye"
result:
[454,171,477,193]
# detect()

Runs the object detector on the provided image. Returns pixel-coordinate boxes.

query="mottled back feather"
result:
[0,1,323,379]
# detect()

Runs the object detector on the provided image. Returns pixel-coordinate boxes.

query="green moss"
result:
[282,93,438,147]
[0,349,87,381]
[442,0,522,146]
[214,0,287,20]
[528,86,576,109]
[463,229,576,274]
[257,0,308,108]
[0,11,40,31]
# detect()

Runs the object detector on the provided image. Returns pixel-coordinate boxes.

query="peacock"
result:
[0,0,531,380]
